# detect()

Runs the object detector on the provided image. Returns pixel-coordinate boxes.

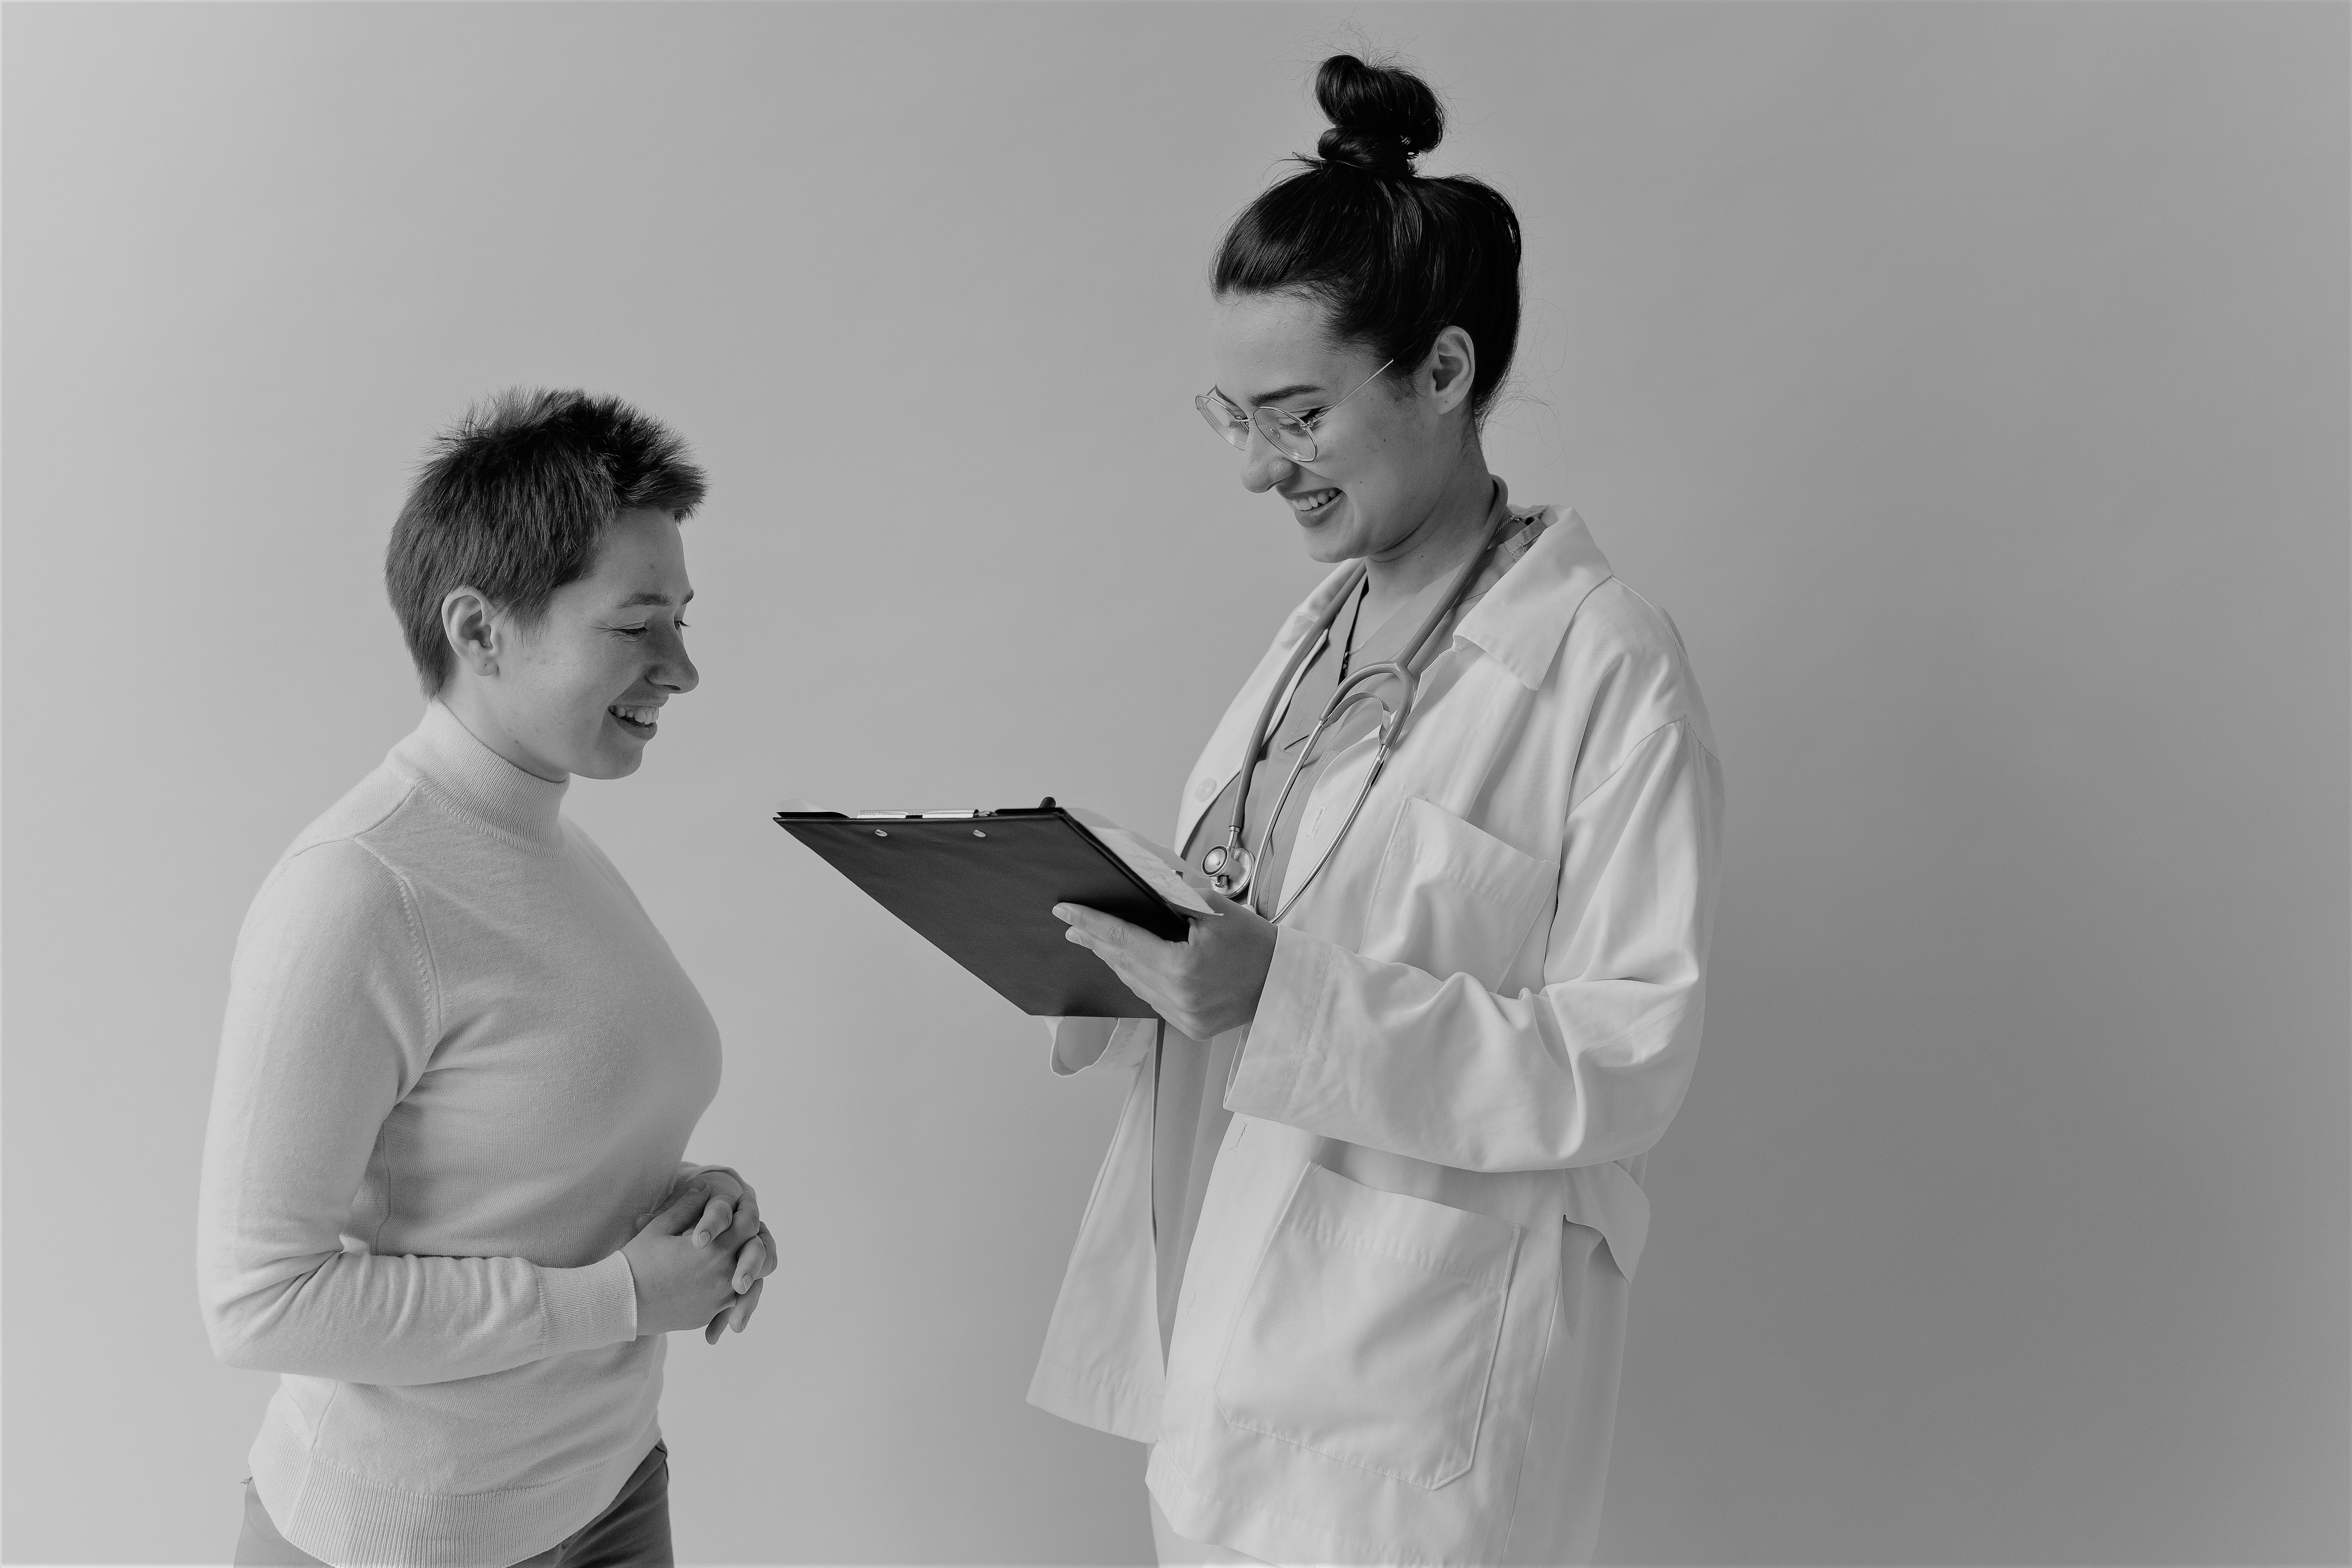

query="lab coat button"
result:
[1195,779,1216,801]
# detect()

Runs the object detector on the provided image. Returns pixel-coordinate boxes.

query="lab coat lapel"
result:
[1276,512,1612,936]
[1452,508,1615,691]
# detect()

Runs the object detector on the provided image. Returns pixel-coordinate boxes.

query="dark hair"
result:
[385,388,706,694]
[1213,54,1522,422]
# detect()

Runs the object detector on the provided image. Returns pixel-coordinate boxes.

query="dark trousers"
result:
[235,1441,671,1568]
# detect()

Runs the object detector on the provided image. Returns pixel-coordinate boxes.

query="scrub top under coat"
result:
[1033,496,1725,1567]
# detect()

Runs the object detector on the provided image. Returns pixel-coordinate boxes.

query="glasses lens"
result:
[1255,409,1320,463]
[1196,394,1251,450]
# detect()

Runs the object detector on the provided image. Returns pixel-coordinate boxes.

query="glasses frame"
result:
[1195,359,1395,464]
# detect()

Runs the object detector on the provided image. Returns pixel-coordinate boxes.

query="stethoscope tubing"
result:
[1215,482,1517,921]
[1248,670,1405,922]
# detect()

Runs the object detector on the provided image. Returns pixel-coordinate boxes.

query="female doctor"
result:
[1039,56,1726,1567]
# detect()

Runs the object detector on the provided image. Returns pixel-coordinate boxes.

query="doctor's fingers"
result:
[1052,903,1171,955]
[1100,954,1200,1035]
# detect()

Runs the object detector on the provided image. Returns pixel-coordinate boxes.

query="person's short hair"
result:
[1213,54,1522,423]
[386,388,706,694]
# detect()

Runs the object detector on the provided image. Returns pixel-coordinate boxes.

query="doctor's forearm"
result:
[1228,928,1705,1171]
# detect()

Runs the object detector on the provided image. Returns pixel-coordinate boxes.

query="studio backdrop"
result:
[3,3,2345,1564]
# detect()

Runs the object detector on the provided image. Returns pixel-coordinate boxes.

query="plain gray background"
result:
[3,3,2345,1563]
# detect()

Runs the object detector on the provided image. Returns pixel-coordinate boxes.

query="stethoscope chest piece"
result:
[1201,836,1252,897]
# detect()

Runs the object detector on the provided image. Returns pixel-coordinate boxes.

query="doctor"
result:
[1041,55,1726,1567]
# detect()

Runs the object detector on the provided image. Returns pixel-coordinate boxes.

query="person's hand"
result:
[684,1169,776,1343]
[622,1185,755,1338]
[1053,891,1279,1040]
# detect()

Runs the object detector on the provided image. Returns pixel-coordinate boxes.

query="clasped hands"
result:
[621,1171,777,1344]
[1054,886,1279,1041]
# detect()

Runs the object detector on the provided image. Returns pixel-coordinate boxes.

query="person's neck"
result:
[438,678,568,784]
[1359,455,1499,625]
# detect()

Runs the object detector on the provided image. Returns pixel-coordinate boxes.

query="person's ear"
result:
[1423,325,1478,416]
[441,587,502,679]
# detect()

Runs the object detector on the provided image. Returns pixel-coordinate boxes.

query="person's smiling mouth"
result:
[1286,486,1342,517]
[608,702,662,736]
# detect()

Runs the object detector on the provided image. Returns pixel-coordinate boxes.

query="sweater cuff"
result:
[540,1250,639,1354]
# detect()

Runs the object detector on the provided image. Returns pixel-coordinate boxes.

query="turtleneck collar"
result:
[391,701,571,849]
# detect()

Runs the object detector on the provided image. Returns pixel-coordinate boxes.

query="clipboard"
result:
[772,800,1196,1019]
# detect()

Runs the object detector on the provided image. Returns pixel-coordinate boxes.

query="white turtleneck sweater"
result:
[198,701,724,1568]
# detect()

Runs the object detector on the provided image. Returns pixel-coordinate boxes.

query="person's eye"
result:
[674,619,689,631]
[611,624,648,639]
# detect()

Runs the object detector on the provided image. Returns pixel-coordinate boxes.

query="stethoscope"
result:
[1202,482,1519,922]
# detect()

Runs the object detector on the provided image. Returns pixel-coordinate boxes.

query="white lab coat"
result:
[1031,509,1725,1567]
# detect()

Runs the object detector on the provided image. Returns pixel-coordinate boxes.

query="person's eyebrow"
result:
[1220,382,1328,408]
[616,589,691,608]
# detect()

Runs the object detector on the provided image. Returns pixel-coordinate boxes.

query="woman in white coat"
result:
[1039,57,1726,1567]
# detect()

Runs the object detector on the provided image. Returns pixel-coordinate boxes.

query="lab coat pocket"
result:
[1213,1163,1520,1490]
[1359,797,1559,992]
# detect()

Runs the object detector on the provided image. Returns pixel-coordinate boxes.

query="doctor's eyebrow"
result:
[616,590,692,608]
[1220,382,1328,407]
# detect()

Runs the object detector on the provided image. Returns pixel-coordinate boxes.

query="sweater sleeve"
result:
[196,840,638,1386]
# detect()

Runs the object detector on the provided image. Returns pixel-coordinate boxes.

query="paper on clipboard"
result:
[1063,805,1218,918]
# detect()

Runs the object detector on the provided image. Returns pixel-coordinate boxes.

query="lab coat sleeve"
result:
[1044,1016,1160,1078]
[1227,718,1724,1173]
[197,841,639,1386]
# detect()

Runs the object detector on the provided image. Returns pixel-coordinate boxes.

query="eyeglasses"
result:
[1195,360,1393,464]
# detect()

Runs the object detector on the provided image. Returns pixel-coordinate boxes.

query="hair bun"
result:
[1313,53,1444,178]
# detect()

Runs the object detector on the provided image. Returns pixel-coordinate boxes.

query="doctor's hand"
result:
[1054,891,1278,1041]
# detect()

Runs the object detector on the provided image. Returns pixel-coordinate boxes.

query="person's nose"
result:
[653,627,699,694]
[1238,424,1297,495]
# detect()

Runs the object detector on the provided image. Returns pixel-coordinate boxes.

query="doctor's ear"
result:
[441,586,503,679]
[1419,326,1479,416]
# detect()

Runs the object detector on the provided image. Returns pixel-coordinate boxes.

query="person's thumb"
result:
[642,1183,709,1236]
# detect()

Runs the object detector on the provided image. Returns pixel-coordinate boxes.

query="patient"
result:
[197,388,774,1567]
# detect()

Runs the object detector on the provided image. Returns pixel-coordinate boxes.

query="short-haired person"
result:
[1038,59,1725,1565]
[198,389,776,1567]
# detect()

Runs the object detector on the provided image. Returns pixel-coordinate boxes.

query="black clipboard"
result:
[772,800,1195,1019]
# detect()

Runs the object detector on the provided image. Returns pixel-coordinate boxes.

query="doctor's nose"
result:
[1239,426,1298,495]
